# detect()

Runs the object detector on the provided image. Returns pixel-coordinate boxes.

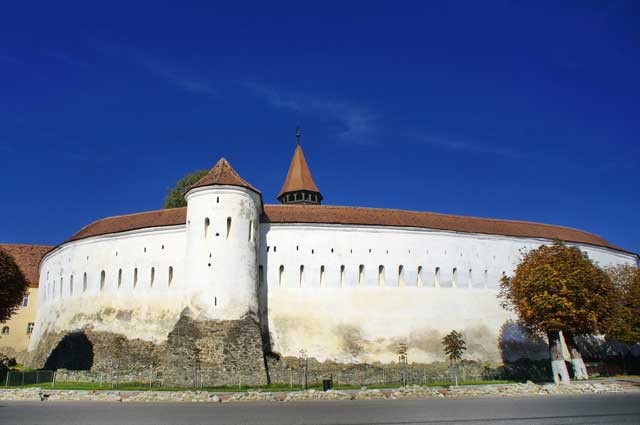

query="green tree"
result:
[163,170,208,209]
[603,265,640,345]
[499,240,614,383]
[442,330,466,386]
[442,330,466,365]
[0,247,27,323]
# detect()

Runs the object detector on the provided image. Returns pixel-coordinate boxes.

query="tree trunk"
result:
[563,331,589,380]
[548,331,571,384]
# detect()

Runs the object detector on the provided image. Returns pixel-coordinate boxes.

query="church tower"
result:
[277,128,323,205]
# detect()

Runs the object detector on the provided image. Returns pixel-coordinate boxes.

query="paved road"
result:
[1,393,639,425]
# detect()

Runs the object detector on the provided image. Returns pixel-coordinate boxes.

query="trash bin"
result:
[322,379,333,392]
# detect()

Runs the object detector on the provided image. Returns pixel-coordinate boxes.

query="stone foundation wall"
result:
[26,309,267,387]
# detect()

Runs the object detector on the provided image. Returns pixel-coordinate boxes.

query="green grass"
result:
[4,379,523,392]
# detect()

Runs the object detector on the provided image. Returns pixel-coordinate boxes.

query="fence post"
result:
[5,371,10,387]
[52,371,56,388]
[238,374,241,391]
[21,372,25,387]
[36,371,39,385]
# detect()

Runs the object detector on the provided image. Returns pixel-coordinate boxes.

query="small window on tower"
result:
[27,323,34,334]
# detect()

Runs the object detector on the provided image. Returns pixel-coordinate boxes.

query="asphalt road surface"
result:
[1,393,639,425]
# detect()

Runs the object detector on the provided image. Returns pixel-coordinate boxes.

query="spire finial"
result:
[296,126,301,145]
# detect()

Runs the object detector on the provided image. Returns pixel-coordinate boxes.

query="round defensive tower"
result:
[184,158,262,320]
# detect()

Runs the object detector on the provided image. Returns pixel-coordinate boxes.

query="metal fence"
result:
[0,365,502,389]
[2,370,55,387]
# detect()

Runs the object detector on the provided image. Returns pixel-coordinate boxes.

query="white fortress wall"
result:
[260,223,636,364]
[31,225,189,350]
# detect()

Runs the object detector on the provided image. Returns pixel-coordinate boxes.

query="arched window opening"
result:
[83,273,87,293]
[358,265,365,286]
[69,275,74,295]
[118,269,123,288]
[1,326,9,335]
[258,265,264,286]
[435,267,440,287]
[468,268,473,288]
[398,265,405,287]
[134,268,138,288]
[150,267,156,288]
[168,266,174,287]
[320,265,325,287]
[100,270,106,291]
[417,266,423,286]
[279,265,285,287]
[248,220,253,241]
[378,265,385,286]
[340,265,345,286]
[483,269,488,288]
[226,217,232,239]
[452,268,458,287]
[204,218,210,239]
[299,265,304,287]
[216,196,220,204]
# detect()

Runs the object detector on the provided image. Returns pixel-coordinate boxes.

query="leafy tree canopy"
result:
[442,330,466,365]
[602,265,640,344]
[163,170,208,209]
[0,248,27,323]
[499,240,614,337]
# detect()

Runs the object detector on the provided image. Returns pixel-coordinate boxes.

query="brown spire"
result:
[278,134,323,205]
[190,157,260,194]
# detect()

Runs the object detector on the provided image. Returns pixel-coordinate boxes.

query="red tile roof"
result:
[278,144,321,197]
[68,208,187,242]
[189,158,260,194]
[58,204,632,255]
[0,244,53,287]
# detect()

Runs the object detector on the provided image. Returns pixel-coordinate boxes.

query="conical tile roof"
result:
[278,144,321,197]
[189,158,260,194]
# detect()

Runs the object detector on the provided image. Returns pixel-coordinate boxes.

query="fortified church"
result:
[2,132,638,385]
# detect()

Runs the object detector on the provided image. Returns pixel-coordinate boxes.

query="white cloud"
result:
[131,52,376,144]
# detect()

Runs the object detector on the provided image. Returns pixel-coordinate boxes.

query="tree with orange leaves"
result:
[499,240,614,383]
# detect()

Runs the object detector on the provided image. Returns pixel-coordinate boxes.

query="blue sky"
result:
[1,1,638,253]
